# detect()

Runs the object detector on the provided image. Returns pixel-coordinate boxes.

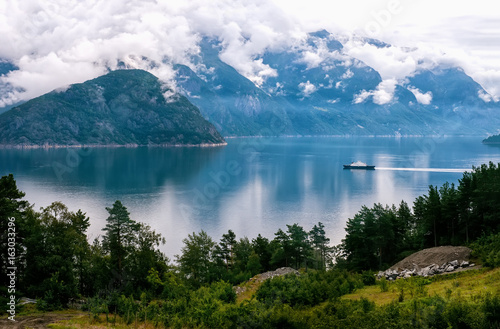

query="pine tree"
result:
[102,200,140,283]
[309,222,332,270]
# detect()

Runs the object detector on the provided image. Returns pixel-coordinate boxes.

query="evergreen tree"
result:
[218,230,237,271]
[287,223,312,269]
[440,182,459,245]
[102,200,140,286]
[309,222,333,270]
[252,234,272,271]
[426,186,442,247]
[128,223,168,293]
[270,228,291,268]
[234,237,253,273]
[0,174,28,299]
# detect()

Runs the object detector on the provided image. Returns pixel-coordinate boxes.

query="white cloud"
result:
[1,0,500,106]
[341,69,353,79]
[478,90,493,103]
[0,0,304,105]
[344,41,429,80]
[354,78,397,105]
[298,81,317,96]
[408,87,433,105]
[295,38,346,70]
[353,90,371,104]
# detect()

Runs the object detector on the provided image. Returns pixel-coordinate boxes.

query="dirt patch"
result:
[390,246,472,271]
[0,312,85,329]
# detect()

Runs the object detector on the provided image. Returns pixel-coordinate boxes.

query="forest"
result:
[1,162,500,328]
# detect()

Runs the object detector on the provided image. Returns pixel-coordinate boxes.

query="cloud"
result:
[341,69,353,79]
[296,37,346,70]
[478,90,493,103]
[344,41,432,80]
[354,79,397,105]
[408,87,432,105]
[298,81,317,97]
[0,0,304,105]
[1,0,500,107]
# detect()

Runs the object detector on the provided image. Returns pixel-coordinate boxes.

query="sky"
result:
[0,0,499,106]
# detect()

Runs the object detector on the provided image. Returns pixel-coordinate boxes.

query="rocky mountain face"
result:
[175,32,500,136]
[0,69,225,147]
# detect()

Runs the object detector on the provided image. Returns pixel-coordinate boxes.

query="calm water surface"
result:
[1,137,499,257]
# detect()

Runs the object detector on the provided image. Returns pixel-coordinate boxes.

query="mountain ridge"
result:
[172,32,500,137]
[0,69,226,148]
[2,31,499,138]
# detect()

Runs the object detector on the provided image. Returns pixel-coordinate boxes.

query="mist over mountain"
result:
[0,60,19,114]
[174,31,500,136]
[1,30,499,138]
[0,70,225,147]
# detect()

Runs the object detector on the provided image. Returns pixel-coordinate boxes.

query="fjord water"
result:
[2,137,499,257]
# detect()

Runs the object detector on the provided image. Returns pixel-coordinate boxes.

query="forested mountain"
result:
[0,69,225,147]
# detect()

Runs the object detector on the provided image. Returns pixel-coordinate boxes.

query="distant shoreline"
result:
[0,142,228,149]
[224,134,487,139]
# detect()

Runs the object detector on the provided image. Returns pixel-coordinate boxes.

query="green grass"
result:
[48,313,162,329]
[342,267,500,305]
[235,278,263,304]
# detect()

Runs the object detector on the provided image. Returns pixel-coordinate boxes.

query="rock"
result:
[450,260,459,268]
[445,265,455,272]
[460,261,469,267]
[18,297,37,305]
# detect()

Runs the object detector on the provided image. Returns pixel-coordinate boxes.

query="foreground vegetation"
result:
[1,162,500,328]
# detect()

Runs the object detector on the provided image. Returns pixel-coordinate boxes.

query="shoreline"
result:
[223,134,487,139]
[0,142,228,149]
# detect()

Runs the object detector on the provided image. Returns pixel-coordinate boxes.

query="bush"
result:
[471,233,500,267]
[379,277,389,292]
[256,270,363,307]
[361,270,376,286]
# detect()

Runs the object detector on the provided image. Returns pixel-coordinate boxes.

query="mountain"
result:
[0,59,19,114]
[2,31,499,138]
[175,39,294,136]
[483,134,500,144]
[175,31,500,136]
[0,69,225,147]
[0,60,17,76]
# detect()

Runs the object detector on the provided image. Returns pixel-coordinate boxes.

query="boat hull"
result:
[343,165,375,170]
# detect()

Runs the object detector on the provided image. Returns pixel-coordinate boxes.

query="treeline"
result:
[1,162,500,328]
[0,173,333,309]
[338,162,500,271]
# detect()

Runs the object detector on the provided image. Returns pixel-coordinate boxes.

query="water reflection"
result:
[0,146,224,192]
[1,137,500,257]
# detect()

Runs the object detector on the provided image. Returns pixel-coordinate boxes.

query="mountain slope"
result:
[175,39,295,136]
[0,69,225,147]
[174,32,500,136]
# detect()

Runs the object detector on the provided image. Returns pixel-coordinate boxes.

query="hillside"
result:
[0,69,226,147]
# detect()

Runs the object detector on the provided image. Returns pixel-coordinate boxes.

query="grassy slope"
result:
[5,268,499,328]
[343,267,500,306]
